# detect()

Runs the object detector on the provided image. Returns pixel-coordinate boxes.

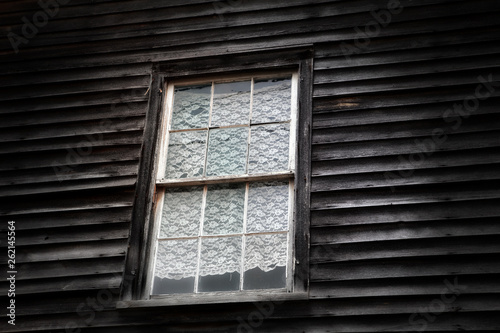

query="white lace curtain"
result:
[155,181,290,280]
[155,77,292,282]
[155,233,288,280]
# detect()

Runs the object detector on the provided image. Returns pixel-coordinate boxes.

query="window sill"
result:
[116,291,308,309]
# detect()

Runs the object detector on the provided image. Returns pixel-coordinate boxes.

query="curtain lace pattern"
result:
[155,233,288,280]
[248,124,290,174]
[165,131,207,179]
[160,187,203,238]
[203,183,246,235]
[171,84,211,130]
[244,234,288,272]
[252,78,291,124]
[154,75,294,289]
[211,80,251,127]
[206,127,248,176]
[199,236,242,276]
[155,239,198,280]
[247,181,289,233]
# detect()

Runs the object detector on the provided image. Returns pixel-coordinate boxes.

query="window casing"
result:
[118,49,312,307]
[147,71,299,297]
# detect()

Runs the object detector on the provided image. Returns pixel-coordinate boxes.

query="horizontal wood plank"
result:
[312,147,500,177]
[0,207,132,231]
[312,113,500,144]
[310,274,500,298]
[15,239,128,263]
[0,102,148,129]
[1,256,125,280]
[311,180,500,209]
[9,222,130,246]
[311,255,500,281]
[311,198,500,227]
[0,161,139,186]
[312,130,500,161]
[311,164,500,192]
[0,273,121,296]
[0,145,141,171]
[310,217,500,244]
[310,235,500,263]
[312,98,500,129]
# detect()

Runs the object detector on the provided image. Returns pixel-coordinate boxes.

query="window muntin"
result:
[151,72,298,296]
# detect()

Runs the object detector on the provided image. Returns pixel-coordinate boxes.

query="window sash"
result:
[157,72,298,183]
[150,179,295,294]
[146,71,299,297]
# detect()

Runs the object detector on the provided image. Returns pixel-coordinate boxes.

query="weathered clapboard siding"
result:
[0,0,473,50]
[3,273,122,296]
[0,54,149,331]
[307,1,500,330]
[7,312,500,333]
[2,2,500,74]
[1,0,499,332]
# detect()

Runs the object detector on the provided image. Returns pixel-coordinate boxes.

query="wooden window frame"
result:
[149,71,297,297]
[119,47,313,308]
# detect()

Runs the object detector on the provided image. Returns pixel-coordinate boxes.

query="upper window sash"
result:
[156,72,299,184]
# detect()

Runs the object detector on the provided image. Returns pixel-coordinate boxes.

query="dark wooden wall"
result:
[1,0,499,331]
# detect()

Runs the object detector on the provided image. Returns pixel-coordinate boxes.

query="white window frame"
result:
[145,70,301,299]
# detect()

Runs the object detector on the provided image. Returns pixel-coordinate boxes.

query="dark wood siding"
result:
[1,0,499,332]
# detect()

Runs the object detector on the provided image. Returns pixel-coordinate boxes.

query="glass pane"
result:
[206,127,248,176]
[252,77,291,124]
[160,187,203,238]
[199,236,242,292]
[165,130,207,179]
[246,181,289,233]
[243,234,287,290]
[171,84,211,130]
[153,239,198,294]
[203,183,245,236]
[248,123,290,174]
[211,80,251,127]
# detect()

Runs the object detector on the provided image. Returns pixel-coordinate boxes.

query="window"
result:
[148,72,299,296]
[118,50,312,306]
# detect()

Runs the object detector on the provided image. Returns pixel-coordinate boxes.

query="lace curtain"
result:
[171,84,211,130]
[252,78,291,123]
[244,234,288,272]
[155,76,293,287]
[165,131,206,179]
[154,181,290,280]
[206,127,249,176]
[247,181,289,233]
[169,78,291,130]
[164,77,292,180]
[165,125,290,178]
[212,80,251,127]
[160,187,203,238]
[155,239,198,280]
[155,233,287,280]
[203,183,246,235]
